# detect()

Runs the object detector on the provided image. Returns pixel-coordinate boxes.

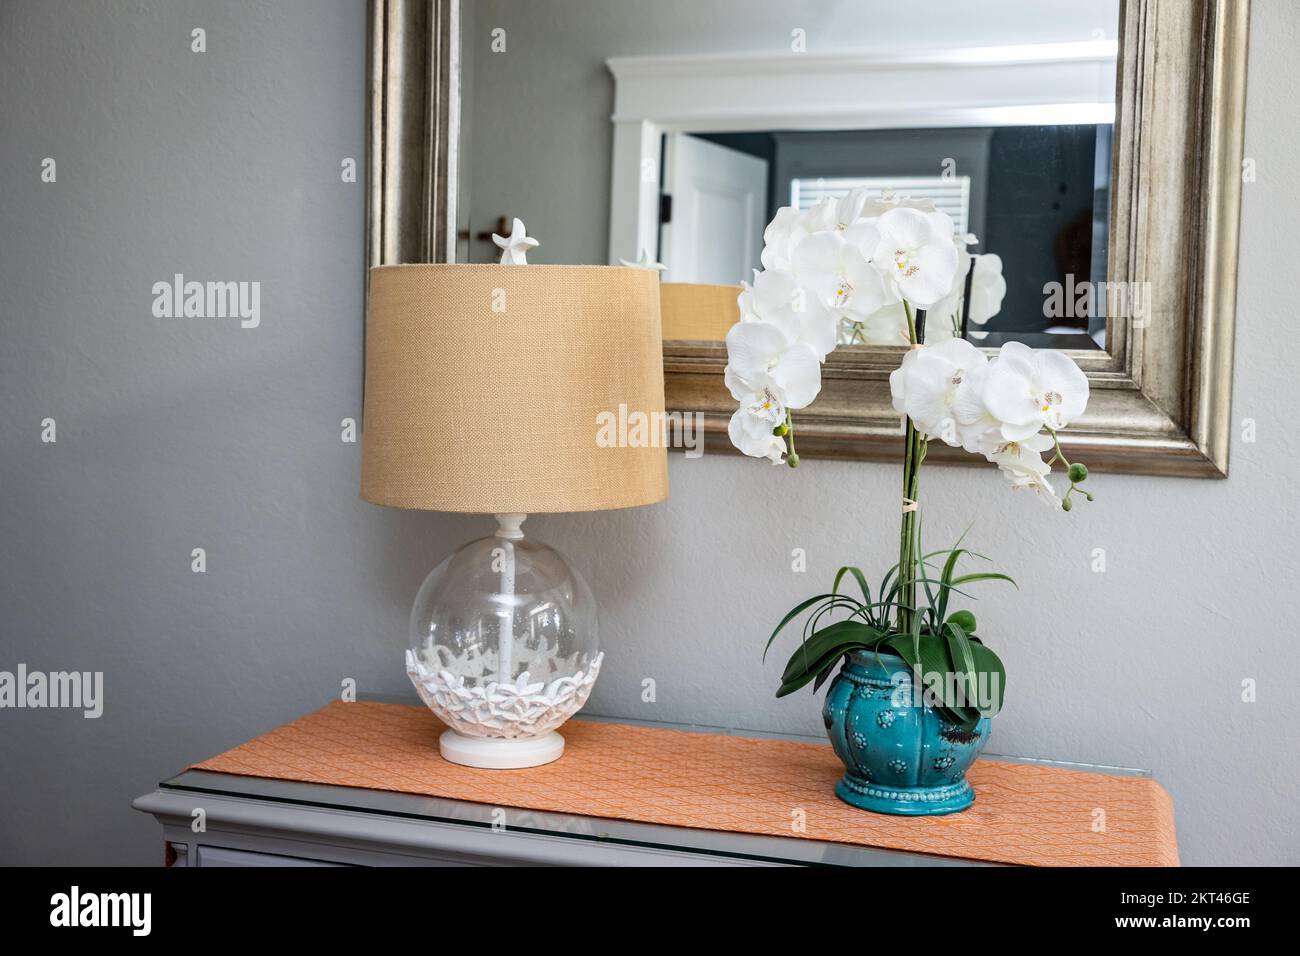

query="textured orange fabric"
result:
[193,701,1179,866]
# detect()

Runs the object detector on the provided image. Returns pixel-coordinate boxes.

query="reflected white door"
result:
[660,134,768,284]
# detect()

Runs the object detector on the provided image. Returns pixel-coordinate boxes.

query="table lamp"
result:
[360,237,668,769]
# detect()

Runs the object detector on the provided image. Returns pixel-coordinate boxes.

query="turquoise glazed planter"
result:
[822,650,990,815]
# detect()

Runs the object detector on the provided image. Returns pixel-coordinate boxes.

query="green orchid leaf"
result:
[884,628,1005,720]
[766,537,1011,712]
[777,643,873,698]
[946,609,977,634]
[950,571,1018,589]
[943,620,979,711]
[804,596,869,643]
[812,659,839,694]
[780,620,885,684]
[886,632,948,697]
[936,548,970,623]
[968,641,1006,717]
[832,566,874,607]
[878,565,900,610]
[763,593,836,661]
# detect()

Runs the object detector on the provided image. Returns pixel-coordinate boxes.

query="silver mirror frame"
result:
[368,0,1248,477]
[367,0,460,270]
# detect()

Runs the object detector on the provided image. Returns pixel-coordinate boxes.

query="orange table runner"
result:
[193,701,1178,866]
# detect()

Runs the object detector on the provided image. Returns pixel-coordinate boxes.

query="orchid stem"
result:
[1048,427,1094,508]
[897,301,924,633]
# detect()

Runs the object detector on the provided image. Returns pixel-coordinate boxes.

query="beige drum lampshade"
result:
[659,283,742,341]
[361,264,669,514]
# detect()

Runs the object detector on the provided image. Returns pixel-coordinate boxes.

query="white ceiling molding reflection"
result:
[605,42,1117,265]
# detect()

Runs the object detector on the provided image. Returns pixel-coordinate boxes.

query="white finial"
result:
[619,249,667,273]
[492,218,539,265]
[494,513,526,539]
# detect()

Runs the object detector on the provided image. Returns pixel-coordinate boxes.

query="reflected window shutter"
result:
[789,176,971,234]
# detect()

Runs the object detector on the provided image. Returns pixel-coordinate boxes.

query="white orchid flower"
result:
[888,338,990,447]
[871,207,959,307]
[725,377,789,463]
[724,321,823,409]
[981,341,1090,441]
[801,198,841,234]
[739,268,837,360]
[983,432,1058,504]
[947,362,1005,453]
[759,206,804,271]
[837,301,912,346]
[832,187,896,226]
[926,251,1009,341]
[792,223,893,322]
[875,187,940,215]
[760,201,840,271]
[962,253,1008,324]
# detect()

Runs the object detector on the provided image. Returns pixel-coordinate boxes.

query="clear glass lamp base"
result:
[439,729,565,769]
[411,513,598,770]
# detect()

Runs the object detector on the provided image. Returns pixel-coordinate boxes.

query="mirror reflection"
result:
[457,0,1119,350]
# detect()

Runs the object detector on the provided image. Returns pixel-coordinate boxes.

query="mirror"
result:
[457,0,1118,351]
[371,0,1247,476]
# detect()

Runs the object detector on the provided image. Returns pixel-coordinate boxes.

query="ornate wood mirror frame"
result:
[368,0,1249,478]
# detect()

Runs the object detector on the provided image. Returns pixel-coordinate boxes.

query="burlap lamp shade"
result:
[360,263,669,514]
[659,282,742,341]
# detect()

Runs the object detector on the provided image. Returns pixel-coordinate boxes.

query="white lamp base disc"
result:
[438,729,565,769]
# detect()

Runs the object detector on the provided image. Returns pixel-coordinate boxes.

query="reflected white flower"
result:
[872,207,960,306]
[926,250,1008,341]
[759,206,805,272]
[882,188,938,212]
[965,254,1008,323]
[982,341,1089,441]
[830,187,917,226]
[838,301,910,346]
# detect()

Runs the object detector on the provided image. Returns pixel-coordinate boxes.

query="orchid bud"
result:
[786,453,800,468]
[1067,463,1088,483]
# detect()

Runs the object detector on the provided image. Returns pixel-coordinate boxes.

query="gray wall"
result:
[1,0,1296,866]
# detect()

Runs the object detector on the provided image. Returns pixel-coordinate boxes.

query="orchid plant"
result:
[728,188,1095,725]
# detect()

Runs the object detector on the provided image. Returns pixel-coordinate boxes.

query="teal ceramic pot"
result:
[822,650,990,815]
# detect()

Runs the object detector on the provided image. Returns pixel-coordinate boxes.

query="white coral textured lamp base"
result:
[406,514,601,770]
[438,730,565,769]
